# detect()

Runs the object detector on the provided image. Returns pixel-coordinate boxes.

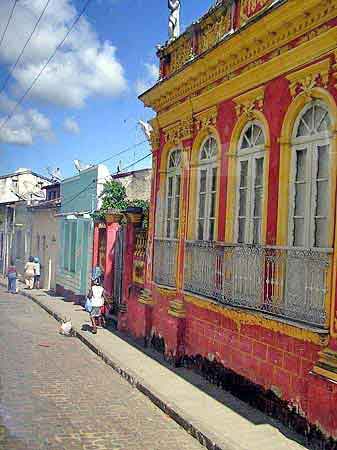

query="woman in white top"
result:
[87,279,106,334]
[24,257,35,289]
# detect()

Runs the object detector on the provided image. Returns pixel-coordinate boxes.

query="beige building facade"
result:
[29,204,59,291]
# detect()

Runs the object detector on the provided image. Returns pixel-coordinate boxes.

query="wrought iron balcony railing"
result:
[184,241,332,328]
[153,238,179,288]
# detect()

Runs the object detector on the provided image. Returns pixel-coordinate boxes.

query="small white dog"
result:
[59,319,72,336]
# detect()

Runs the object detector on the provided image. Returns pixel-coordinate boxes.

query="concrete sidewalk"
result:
[0,278,308,450]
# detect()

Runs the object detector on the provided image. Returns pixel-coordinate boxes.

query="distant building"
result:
[0,168,51,275]
[112,169,152,202]
[56,165,110,302]
[28,183,61,291]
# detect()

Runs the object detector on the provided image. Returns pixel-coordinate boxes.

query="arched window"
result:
[165,149,182,239]
[236,122,265,244]
[197,136,218,241]
[289,101,331,248]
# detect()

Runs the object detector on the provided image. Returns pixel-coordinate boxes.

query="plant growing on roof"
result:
[100,180,129,211]
[92,180,150,225]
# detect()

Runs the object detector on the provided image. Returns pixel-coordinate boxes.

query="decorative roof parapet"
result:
[240,0,282,25]
[155,1,287,80]
[157,0,234,79]
[140,0,337,113]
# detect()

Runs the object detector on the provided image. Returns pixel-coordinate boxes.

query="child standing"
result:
[87,279,106,334]
[7,262,17,294]
[33,256,41,289]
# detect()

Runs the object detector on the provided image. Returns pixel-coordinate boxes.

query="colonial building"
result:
[56,165,110,302]
[0,168,51,275]
[130,0,337,442]
[28,183,61,291]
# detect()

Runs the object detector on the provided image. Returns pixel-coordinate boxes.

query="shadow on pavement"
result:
[103,321,311,450]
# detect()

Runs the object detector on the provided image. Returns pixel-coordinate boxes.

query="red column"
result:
[118,222,136,331]
[92,223,99,268]
[264,77,292,245]
[104,221,120,297]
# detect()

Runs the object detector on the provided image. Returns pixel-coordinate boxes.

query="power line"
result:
[0,0,18,50]
[0,0,52,96]
[0,0,93,131]
[99,140,147,165]
[117,152,151,174]
[32,138,149,174]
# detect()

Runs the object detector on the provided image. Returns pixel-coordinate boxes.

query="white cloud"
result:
[0,0,127,108]
[135,62,159,95]
[27,109,51,132]
[0,95,52,145]
[64,117,80,134]
[0,93,16,114]
[135,79,151,96]
[0,126,33,146]
[145,63,159,80]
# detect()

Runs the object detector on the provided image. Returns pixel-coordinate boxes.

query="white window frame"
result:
[288,101,331,249]
[164,149,182,240]
[196,136,218,242]
[235,121,266,245]
[234,120,266,245]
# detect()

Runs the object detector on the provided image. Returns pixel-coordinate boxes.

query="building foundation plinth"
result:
[164,299,186,365]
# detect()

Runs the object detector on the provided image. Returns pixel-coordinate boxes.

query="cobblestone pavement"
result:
[0,288,204,450]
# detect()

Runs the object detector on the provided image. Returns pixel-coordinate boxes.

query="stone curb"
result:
[0,281,245,450]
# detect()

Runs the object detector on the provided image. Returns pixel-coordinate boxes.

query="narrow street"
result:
[0,287,203,450]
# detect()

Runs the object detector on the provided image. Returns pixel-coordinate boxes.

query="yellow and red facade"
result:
[126,0,337,441]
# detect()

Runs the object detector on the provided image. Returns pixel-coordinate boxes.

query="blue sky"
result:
[0,0,214,179]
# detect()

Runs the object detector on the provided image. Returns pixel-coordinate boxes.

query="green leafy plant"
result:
[92,180,150,227]
[127,199,150,210]
[100,180,129,211]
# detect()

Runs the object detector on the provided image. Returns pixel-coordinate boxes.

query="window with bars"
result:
[197,136,218,241]
[236,122,265,245]
[290,101,331,248]
[165,149,182,239]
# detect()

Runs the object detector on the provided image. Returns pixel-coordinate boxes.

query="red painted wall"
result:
[264,77,292,245]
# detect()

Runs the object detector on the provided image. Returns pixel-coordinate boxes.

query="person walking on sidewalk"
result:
[33,256,41,289]
[87,279,106,334]
[24,257,35,290]
[7,262,17,294]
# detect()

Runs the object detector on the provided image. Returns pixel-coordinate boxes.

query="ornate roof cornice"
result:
[140,0,336,114]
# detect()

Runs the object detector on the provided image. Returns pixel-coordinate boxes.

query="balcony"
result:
[153,238,178,288]
[184,241,331,328]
